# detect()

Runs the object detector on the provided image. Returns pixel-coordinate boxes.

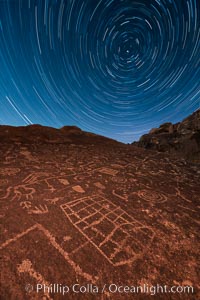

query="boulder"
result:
[133,109,200,162]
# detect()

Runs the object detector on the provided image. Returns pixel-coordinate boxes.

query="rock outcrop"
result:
[133,109,200,162]
[0,124,122,146]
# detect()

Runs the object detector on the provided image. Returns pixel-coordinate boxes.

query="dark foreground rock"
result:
[0,124,199,300]
[133,109,200,162]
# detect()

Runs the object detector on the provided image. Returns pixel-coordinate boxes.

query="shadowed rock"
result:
[133,109,200,162]
[0,124,122,145]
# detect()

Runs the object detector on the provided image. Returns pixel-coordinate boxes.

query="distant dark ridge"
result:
[0,124,123,146]
[132,109,200,162]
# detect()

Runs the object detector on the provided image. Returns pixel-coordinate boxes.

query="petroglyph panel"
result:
[1,125,200,298]
[0,224,96,284]
[61,196,155,266]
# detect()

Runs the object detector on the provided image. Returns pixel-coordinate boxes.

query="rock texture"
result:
[0,123,199,299]
[0,124,122,145]
[133,109,200,162]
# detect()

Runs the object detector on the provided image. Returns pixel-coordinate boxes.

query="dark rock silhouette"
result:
[133,109,200,162]
[0,124,122,145]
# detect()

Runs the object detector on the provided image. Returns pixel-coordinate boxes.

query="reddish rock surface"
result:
[0,124,199,300]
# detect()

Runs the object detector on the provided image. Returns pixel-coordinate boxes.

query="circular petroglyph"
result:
[138,190,167,203]
[0,167,20,176]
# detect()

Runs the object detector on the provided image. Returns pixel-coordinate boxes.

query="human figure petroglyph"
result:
[17,259,53,300]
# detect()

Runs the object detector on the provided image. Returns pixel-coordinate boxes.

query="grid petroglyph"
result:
[61,196,155,266]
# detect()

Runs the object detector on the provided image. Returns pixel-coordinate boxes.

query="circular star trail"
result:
[0,0,199,143]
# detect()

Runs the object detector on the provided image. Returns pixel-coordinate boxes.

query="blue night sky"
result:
[0,0,199,143]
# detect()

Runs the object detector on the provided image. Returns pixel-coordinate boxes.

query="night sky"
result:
[0,0,199,143]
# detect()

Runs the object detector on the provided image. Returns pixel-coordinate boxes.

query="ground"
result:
[0,140,199,300]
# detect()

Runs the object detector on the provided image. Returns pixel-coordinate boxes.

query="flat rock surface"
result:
[0,127,200,299]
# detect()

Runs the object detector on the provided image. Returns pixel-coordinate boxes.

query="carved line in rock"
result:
[137,190,167,203]
[61,196,155,267]
[0,224,97,283]
[1,173,73,201]
[0,167,21,176]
